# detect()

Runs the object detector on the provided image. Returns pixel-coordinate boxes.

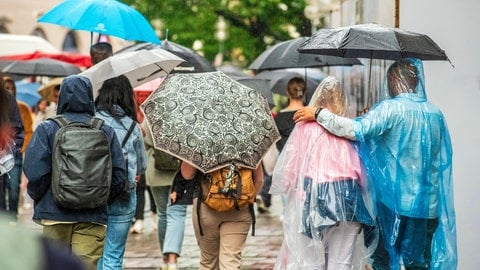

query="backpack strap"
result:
[121,121,136,148]
[49,115,69,128]
[90,117,104,130]
[234,166,255,236]
[232,168,241,210]
[249,203,256,236]
[197,193,204,236]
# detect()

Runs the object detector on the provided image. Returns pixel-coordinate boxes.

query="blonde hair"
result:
[311,76,347,116]
[286,77,306,99]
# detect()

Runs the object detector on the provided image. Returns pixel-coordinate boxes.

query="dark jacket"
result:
[24,75,127,225]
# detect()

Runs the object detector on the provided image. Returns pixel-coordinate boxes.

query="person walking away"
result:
[180,161,263,270]
[143,121,186,270]
[23,75,127,270]
[260,77,306,213]
[293,58,457,270]
[3,76,34,214]
[33,98,49,130]
[95,75,147,270]
[90,42,113,65]
[270,76,377,269]
[0,76,24,220]
[130,173,158,233]
[45,84,60,119]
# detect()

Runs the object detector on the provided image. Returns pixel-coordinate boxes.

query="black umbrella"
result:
[2,58,81,77]
[254,69,323,105]
[116,41,215,73]
[248,37,362,71]
[298,24,452,110]
[230,75,275,109]
[298,23,450,62]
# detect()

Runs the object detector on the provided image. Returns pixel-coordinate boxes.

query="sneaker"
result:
[160,262,168,270]
[151,211,158,230]
[167,263,178,270]
[256,196,268,214]
[130,219,143,234]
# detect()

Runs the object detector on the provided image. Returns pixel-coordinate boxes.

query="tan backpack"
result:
[200,164,256,212]
[197,164,257,236]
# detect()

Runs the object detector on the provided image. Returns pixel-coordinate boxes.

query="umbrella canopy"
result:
[217,64,248,78]
[79,49,185,97]
[116,41,216,73]
[141,71,280,173]
[15,81,42,107]
[228,75,275,109]
[298,23,450,61]
[249,37,362,71]
[254,69,324,105]
[0,51,92,68]
[2,58,82,77]
[37,0,160,44]
[0,33,59,57]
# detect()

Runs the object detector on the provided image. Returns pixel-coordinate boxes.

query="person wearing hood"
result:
[293,58,456,270]
[23,75,127,270]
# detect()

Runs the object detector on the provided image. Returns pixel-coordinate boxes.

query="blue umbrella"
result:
[38,0,160,44]
[15,81,42,107]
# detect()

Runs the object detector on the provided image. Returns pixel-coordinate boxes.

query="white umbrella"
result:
[80,49,185,97]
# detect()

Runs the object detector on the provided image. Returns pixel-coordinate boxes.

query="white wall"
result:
[401,1,480,268]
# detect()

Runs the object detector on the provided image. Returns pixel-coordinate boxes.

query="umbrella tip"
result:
[165,29,169,41]
[447,58,455,68]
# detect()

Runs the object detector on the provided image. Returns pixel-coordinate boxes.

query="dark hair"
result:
[0,80,13,149]
[286,77,306,99]
[387,59,418,97]
[95,75,138,122]
[90,42,113,65]
[2,76,16,97]
[0,84,9,126]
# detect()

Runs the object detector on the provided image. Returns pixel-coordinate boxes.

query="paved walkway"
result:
[18,195,284,270]
[123,196,284,270]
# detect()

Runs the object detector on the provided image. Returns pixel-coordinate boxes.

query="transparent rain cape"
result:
[270,77,378,269]
[353,58,457,269]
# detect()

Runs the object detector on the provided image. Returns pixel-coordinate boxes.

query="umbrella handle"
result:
[366,58,372,108]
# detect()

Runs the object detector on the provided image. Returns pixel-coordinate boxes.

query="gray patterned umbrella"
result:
[141,71,280,173]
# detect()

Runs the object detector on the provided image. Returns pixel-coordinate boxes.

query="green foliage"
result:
[124,0,317,68]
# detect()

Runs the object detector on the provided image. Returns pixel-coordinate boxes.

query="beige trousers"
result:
[192,198,252,270]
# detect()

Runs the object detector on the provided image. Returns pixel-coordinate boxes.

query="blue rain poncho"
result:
[270,77,377,270]
[315,58,457,269]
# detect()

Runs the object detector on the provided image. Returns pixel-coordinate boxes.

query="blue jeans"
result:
[151,186,187,256]
[98,186,136,270]
[0,151,22,217]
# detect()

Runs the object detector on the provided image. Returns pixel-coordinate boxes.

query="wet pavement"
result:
[18,195,284,270]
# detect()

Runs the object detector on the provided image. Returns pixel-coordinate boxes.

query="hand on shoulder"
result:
[293,106,318,123]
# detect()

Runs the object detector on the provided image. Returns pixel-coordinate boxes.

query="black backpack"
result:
[50,115,112,209]
[153,149,181,171]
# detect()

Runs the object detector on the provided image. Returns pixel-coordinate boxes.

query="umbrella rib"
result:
[136,64,163,82]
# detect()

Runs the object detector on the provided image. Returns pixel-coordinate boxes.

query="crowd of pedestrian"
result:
[0,35,456,270]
